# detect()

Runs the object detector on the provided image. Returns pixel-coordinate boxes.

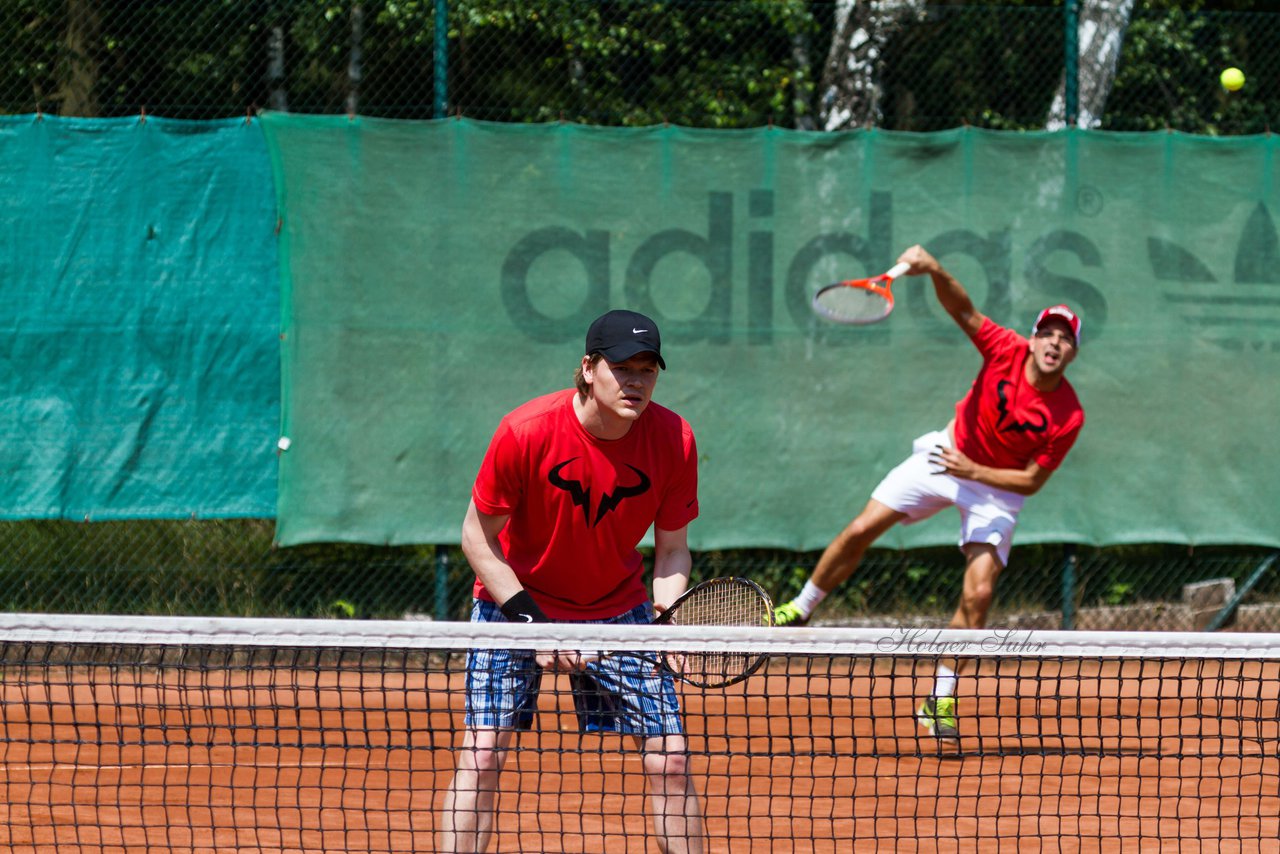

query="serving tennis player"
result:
[440,309,704,852]
[775,244,1086,741]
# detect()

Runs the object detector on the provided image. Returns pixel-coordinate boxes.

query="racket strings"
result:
[812,283,892,324]
[670,582,771,627]
[667,580,772,686]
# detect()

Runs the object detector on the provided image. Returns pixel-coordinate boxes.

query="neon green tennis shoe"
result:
[772,601,810,627]
[916,696,959,740]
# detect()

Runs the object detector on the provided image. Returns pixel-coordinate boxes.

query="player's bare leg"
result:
[937,543,1005,680]
[439,727,515,853]
[919,543,1005,740]
[950,543,1004,631]
[775,500,906,625]
[641,733,704,853]
[813,499,907,589]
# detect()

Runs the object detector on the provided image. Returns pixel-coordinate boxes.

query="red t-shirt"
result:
[951,319,1085,471]
[471,390,700,619]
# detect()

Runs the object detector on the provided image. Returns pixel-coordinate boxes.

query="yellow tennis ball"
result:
[1220,67,1245,92]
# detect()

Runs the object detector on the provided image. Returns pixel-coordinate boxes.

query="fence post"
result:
[267,6,288,111]
[1206,552,1280,632]
[1064,0,1079,126]
[346,4,365,116]
[1060,543,1077,629]
[433,0,449,118]
[435,545,450,621]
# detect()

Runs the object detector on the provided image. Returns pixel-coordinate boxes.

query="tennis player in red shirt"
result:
[773,245,1085,742]
[440,309,704,852]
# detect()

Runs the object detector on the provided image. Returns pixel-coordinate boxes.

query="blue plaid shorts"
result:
[464,599,684,736]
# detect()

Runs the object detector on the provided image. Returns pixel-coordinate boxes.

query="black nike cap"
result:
[585,310,666,370]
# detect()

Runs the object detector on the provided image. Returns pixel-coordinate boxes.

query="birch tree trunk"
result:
[1046,0,1136,129]
[817,0,924,131]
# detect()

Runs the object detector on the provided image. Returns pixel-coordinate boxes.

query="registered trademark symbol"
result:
[1076,186,1103,216]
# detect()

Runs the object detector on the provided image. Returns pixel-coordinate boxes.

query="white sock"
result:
[932,664,957,699]
[792,580,828,617]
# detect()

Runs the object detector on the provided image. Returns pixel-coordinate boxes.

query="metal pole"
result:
[266,4,288,112]
[433,0,448,117]
[435,545,450,621]
[1206,552,1279,632]
[346,4,365,116]
[1064,0,1079,127]
[1060,543,1077,630]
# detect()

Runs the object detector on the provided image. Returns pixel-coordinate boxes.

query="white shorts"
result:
[870,429,1025,566]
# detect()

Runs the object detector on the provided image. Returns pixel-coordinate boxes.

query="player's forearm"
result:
[930,268,979,328]
[462,542,523,604]
[651,525,693,611]
[652,550,693,611]
[965,463,1043,496]
[898,245,983,335]
[461,504,524,603]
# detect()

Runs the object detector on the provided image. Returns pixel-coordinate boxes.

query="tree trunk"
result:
[56,0,101,116]
[817,0,924,131]
[1046,0,1136,129]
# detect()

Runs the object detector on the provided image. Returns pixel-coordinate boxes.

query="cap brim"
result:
[596,343,666,370]
[1034,317,1079,345]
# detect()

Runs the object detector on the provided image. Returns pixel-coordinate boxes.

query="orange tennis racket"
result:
[811,261,911,325]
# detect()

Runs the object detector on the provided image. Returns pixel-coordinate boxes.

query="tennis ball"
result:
[1220,67,1245,92]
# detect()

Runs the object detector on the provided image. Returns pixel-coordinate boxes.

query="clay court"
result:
[0,649,1276,852]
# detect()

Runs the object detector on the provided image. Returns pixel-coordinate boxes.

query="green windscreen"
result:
[262,115,1280,550]
[2,116,279,519]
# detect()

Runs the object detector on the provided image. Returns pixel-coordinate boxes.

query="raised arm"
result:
[896,245,987,339]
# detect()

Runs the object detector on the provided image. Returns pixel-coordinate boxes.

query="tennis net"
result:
[0,613,1276,852]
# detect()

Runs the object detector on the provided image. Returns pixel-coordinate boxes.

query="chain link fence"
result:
[7,0,1280,624]
[3,521,1277,630]
[5,2,1279,132]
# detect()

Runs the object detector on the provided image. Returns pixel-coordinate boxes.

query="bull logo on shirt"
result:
[995,380,1047,434]
[548,459,652,526]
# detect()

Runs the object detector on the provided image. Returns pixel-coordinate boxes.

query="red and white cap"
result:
[1031,304,1081,345]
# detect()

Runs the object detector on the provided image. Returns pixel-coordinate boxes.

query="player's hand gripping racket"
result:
[811,261,912,325]
[649,576,774,689]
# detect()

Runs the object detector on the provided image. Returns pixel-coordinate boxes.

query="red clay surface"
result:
[0,655,1276,852]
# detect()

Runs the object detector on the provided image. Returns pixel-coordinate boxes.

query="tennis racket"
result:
[811,261,912,325]
[649,576,774,689]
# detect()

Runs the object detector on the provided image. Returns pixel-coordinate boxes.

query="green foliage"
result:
[0,0,66,113]
[2,0,1278,132]
[449,0,815,126]
[1,522,1277,624]
[1103,5,1280,133]
[0,520,472,620]
[1103,582,1135,606]
[879,4,1064,131]
[328,598,357,618]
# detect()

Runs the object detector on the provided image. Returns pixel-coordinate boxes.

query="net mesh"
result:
[0,614,1277,852]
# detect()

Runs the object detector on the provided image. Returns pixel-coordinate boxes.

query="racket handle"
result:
[885,261,911,279]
